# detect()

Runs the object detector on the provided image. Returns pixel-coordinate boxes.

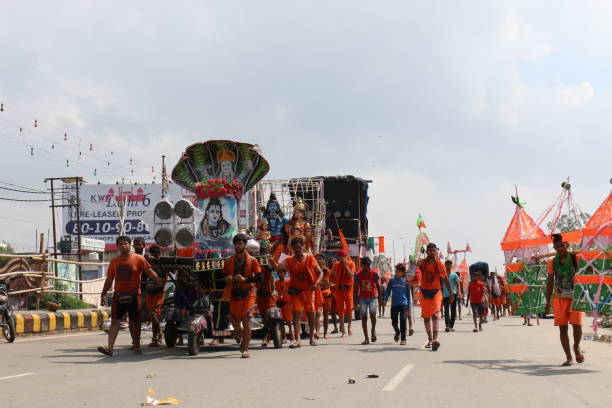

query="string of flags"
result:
[0,100,158,183]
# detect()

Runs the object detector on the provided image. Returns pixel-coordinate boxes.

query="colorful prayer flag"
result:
[416,214,427,229]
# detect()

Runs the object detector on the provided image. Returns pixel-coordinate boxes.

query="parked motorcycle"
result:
[0,281,16,343]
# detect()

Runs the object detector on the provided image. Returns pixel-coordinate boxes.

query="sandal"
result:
[473,329,478,332]
[361,340,370,345]
[97,346,113,356]
[289,342,301,349]
[261,342,269,348]
[425,341,432,348]
[310,340,318,346]
[431,341,440,351]
[371,333,377,343]
[562,360,573,366]
[394,333,400,342]
[241,351,250,358]
[148,341,159,348]
[400,340,406,345]
[408,329,414,336]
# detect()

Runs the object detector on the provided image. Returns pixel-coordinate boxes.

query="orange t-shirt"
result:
[418,259,447,290]
[285,254,318,291]
[107,253,151,293]
[333,259,356,288]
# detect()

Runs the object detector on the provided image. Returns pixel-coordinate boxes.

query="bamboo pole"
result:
[0,253,109,266]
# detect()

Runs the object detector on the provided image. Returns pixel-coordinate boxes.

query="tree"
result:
[0,242,15,268]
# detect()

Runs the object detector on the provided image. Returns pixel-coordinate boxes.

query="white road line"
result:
[0,372,35,381]
[382,364,414,392]
[15,332,104,343]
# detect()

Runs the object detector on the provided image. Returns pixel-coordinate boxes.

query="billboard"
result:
[61,183,190,249]
[62,183,252,250]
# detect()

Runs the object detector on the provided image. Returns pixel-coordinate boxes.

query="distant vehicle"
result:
[0,280,16,343]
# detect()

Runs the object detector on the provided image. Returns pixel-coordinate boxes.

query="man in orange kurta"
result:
[274,269,293,343]
[333,249,356,337]
[417,243,454,351]
[257,265,276,347]
[271,237,323,347]
[223,234,262,358]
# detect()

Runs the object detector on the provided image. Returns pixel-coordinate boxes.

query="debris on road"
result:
[348,378,356,384]
[145,374,157,379]
[366,374,379,378]
[141,389,181,406]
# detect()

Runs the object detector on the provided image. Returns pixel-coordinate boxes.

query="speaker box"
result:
[322,176,369,239]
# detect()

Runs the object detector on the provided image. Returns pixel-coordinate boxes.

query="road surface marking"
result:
[0,373,35,381]
[382,364,415,392]
[16,332,103,342]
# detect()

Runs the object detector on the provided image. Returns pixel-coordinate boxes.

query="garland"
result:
[195,178,243,200]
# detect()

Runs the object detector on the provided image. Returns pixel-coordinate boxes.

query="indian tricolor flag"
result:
[368,236,385,253]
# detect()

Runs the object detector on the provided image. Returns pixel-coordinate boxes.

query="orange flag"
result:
[338,228,349,253]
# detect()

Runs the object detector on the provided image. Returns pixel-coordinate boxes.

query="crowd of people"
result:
[97,234,586,366]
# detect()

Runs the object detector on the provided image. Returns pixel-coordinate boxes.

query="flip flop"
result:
[432,341,440,351]
[425,342,432,348]
[97,346,113,356]
[309,340,318,346]
[409,329,414,336]
[361,340,370,345]
[400,340,406,345]
[562,361,573,366]
[289,343,301,349]
[371,334,377,343]
[473,329,478,332]
[394,334,400,342]
[241,352,250,358]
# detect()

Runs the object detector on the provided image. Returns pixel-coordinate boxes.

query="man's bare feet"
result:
[348,329,353,336]
[361,339,370,345]
[562,360,573,366]
[574,347,585,363]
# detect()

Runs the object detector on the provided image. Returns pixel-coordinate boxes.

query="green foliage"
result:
[0,242,16,268]
[39,280,93,310]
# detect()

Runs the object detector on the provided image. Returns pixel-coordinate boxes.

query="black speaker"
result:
[323,176,369,239]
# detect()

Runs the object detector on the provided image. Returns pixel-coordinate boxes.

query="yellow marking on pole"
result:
[15,314,24,334]
[77,311,84,328]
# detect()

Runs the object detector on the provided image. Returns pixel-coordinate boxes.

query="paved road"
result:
[1,311,610,408]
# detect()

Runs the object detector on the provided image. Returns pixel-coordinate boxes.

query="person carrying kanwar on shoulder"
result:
[534,234,585,366]
[465,270,486,332]
[383,263,413,345]
[270,237,324,348]
[256,264,276,348]
[98,235,163,356]
[442,260,460,332]
[223,233,263,358]
[333,249,356,338]
[144,244,166,347]
[416,243,454,351]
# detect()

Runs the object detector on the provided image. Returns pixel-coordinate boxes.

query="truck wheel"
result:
[164,322,177,348]
[187,332,202,356]
[271,320,282,349]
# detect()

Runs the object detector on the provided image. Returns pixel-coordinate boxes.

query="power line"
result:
[0,215,50,225]
[0,197,51,202]
[0,186,49,194]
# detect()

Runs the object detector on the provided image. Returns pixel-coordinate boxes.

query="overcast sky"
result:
[0,1,610,268]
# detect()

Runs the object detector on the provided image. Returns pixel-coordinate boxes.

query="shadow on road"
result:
[442,359,599,377]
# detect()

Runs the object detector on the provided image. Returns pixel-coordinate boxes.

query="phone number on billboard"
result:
[65,220,150,235]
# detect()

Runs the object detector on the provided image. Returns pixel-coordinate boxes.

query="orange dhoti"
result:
[335,288,353,317]
[552,297,583,326]
[491,296,502,307]
[314,287,324,311]
[419,290,442,318]
[322,289,333,312]
[291,289,314,313]
[257,295,276,319]
[229,294,256,322]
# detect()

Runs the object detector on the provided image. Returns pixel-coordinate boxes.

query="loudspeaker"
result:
[323,176,369,239]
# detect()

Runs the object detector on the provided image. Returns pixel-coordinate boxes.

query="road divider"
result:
[14,309,109,336]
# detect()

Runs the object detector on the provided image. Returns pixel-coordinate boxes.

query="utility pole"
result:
[75,177,82,298]
[45,178,58,276]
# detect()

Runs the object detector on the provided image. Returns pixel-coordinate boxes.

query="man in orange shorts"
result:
[271,237,323,347]
[223,233,262,358]
[417,243,454,351]
[257,264,276,347]
[274,269,294,343]
[545,234,585,366]
[333,249,356,337]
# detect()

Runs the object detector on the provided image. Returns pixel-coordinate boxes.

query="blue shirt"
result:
[443,272,459,297]
[383,277,412,306]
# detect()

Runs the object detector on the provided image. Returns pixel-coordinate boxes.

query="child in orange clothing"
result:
[274,269,294,343]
